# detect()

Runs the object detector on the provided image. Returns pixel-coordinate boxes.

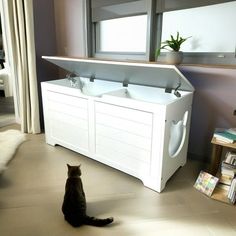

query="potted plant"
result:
[156,32,191,64]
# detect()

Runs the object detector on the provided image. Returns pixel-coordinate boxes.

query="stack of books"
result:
[194,151,236,205]
[221,151,236,177]
[213,128,236,144]
[220,151,236,204]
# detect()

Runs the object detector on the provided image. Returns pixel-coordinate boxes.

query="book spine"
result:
[228,178,236,203]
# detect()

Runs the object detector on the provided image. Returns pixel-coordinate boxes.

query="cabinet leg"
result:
[209,144,223,175]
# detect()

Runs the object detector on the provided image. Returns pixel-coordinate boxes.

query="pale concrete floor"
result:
[0,125,236,236]
[0,95,15,127]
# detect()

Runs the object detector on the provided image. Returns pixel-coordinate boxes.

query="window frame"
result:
[89,0,157,61]
[87,0,236,66]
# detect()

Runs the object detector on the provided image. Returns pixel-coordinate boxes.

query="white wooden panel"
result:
[96,144,149,174]
[50,119,89,150]
[49,110,88,131]
[96,134,151,163]
[95,102,152,125]
[47,91,88,109]
[96,113,152,138]
[96,124,151,150]
[48,101,88,120]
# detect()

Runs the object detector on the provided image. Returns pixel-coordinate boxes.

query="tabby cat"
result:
[62,164,114,227]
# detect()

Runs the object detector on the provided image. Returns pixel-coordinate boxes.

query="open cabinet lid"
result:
[42,56,194,92]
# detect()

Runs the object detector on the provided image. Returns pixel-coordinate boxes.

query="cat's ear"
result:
[67,164,71,169]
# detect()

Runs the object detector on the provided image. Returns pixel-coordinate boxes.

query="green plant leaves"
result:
[156,32,191,58]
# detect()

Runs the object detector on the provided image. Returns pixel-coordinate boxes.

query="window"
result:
[97,15,147,53]
[90,0,150,59]
[158,1,236,65]
[162,1,236,53]
[88,0,236,65]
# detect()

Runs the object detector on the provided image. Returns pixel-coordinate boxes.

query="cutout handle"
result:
[168,111,188,158]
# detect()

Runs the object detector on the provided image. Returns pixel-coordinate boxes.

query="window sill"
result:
[178,63,236,69]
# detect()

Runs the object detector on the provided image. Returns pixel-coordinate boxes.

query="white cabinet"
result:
[41,56,194,192]
[94,101,152,177]
[48,92,88,147]
[42,88,90,156]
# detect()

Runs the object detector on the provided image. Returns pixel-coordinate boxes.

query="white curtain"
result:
[0,0,40,133]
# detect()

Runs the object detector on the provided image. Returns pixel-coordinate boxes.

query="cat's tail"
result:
[84,216,114,227]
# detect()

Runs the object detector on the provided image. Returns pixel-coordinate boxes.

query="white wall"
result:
[54,0,86,57]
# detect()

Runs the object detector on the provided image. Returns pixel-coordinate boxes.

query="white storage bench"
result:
[41,56,194,192]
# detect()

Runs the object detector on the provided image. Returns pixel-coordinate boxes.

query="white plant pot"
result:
[165,51,183,65]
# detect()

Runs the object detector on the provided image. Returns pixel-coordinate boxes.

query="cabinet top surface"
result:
[42,56,194,92]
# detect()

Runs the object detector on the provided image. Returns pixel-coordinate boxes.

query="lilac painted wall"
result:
[33,0,86,129]
[33,0,58,128]
[33,0,58,80]
[179,66,236,161]
[54,0,86,57]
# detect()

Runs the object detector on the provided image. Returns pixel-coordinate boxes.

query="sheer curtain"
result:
[0,0,40,133]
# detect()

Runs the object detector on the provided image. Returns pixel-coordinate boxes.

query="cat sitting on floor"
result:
[62,164,114,227]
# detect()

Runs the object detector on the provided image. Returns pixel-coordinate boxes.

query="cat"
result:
[62,164,114,227]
